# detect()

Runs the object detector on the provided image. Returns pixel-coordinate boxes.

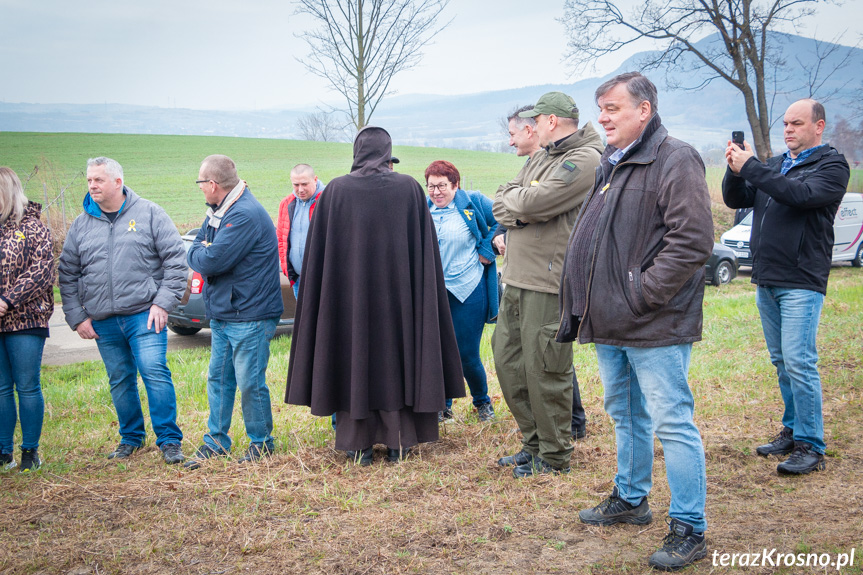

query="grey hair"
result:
[201,155,240,190]
[811,101,826,123]
[0,167,28,227]
[803,99,826,123]
[508,105,536,130]
[595,72,659,114]
[87,157,124,184]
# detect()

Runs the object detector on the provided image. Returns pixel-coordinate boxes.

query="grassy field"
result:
[1,132,526,229]
[1,268,861,574]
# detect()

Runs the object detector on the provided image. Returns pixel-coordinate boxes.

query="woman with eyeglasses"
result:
[0,167,54,472]
[425,160,499,423]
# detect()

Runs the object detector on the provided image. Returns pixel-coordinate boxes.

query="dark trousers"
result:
[572,371,586,433]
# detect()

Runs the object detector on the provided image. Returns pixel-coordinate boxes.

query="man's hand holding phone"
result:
[726,130,754,173]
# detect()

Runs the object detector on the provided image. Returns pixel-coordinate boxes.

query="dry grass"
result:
[1,270,861,575]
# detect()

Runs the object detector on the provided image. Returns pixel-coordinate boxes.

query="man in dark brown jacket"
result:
[558,73,713,571]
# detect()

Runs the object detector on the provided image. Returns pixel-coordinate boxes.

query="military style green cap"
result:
[519,92,579,120]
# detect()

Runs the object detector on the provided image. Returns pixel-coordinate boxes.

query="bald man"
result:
[722,98,850,476]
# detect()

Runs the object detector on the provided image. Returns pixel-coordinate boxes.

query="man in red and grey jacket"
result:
[276,164,325,298]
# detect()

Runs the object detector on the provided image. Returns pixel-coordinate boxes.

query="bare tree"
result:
[296,110,346,142]
[827,116,862,163]
[559,0,844,160]
[295,0,451,130]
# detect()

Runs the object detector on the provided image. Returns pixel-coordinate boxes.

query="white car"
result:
[721,193,863,268]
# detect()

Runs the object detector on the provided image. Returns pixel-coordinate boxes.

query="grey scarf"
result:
[206,180,246,229]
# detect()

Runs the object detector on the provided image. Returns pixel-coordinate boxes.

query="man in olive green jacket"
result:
[492,92,603,477]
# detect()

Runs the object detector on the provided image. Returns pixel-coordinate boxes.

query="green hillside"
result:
[1,132,526,227]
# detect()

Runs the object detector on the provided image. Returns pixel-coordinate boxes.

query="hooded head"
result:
[351,126,393,176]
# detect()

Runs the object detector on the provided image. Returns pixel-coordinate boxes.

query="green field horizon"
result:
[4,131,860,234]
[2,131,526,228]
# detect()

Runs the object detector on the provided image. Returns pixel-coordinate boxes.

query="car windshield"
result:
[741,212,753,226]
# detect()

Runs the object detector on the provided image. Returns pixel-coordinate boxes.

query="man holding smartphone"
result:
[722,99,850,476]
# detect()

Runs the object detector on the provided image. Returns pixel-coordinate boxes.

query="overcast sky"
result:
[1,0,860,111]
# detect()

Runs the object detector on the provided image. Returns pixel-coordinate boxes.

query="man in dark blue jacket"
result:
[723,99,850,476]
[185,155,284,469]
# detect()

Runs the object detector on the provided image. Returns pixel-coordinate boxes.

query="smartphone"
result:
[732,131,744,150]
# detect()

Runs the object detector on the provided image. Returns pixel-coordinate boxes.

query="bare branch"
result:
[295,109,350,142]
[559,0,844,160]
[295,0,452,129]
[798,33,859,102]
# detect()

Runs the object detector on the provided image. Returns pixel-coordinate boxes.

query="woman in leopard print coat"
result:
[0,167,54,472]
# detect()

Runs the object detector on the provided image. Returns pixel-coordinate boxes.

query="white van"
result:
[720,193,863,267]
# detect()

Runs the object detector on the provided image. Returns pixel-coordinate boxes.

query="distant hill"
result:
[2,32,860,155]
[0,102,305,139]
[373,32,863,154]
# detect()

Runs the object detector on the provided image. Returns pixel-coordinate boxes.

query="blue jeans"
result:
[596,343,707,532]
[0,334,46,453]
[445,282,490,409]
[205,318,278,453]
[756,286,825,453]
[92,311,183,447]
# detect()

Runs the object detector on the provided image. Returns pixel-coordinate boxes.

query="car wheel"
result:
[168,325,202,336]
[853,243,863,268]
[713,260,734,286]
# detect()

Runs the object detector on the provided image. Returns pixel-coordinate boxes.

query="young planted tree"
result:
[295,0,451,130]
[559,0,841,161]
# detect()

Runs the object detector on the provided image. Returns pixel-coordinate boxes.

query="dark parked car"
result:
[705,242,738,286]
[166,229,297,335]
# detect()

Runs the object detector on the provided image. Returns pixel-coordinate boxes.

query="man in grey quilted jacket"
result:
[59,157,187,465]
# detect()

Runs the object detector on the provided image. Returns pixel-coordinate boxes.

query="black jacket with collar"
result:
[722,145,849,294]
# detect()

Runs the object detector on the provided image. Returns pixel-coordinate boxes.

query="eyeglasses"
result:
[427,182,451,192]
[195,179,218,185]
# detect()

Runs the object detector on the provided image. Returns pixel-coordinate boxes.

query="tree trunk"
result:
[356,0,366,129]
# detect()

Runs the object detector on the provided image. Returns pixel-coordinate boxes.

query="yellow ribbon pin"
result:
[14,231,26,242]
[128,219,137,232]
[530,180,540,186]
[464,209,473,221]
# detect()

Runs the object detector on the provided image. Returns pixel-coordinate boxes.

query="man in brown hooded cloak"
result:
[285,126,465,464]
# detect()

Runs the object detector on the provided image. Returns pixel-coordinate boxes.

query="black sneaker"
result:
[777,441,825,475]
[438,409,454,423]
[579,486,653,526]
[160,443,185,465]
[756,426,794,456]
[20,448,41,472]
[648,518,707,571]
[107,443,141,460]
[346,447,374,466]
[512,457,570,478]
[183,443,225,470]
[572,425,587,440]
[476,402,495,422]
[1,451,16,472]
[237,443,273,464]
[497,449,535,467]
